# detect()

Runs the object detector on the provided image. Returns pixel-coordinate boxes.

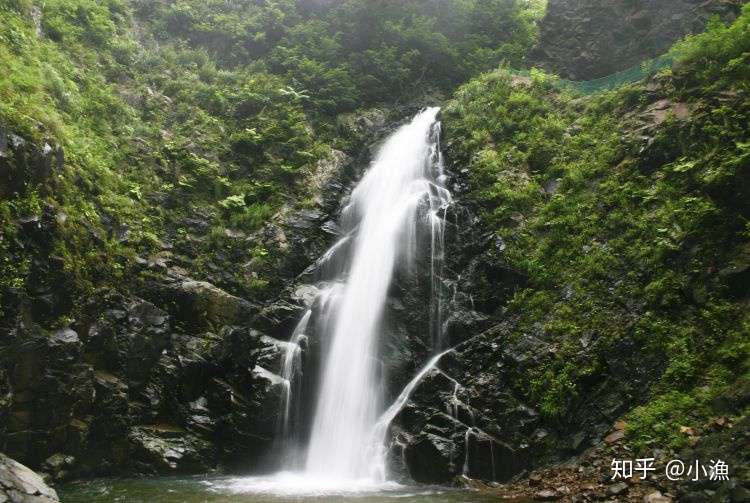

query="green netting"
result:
[559,53,675,94]
[508,53,676,95]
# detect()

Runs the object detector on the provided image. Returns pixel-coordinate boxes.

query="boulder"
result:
[607,482,629,497]
[128,426,214,474]
[535,489,562,501]
[644,491,672,503]
[0,453,59,502]
[145,277,257,332]
[40,454,74,483]
[177,280,256,328]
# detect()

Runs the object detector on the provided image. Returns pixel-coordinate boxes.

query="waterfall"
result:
[277,309,311,465]
[462,428,473,476]
[294,107,451,481]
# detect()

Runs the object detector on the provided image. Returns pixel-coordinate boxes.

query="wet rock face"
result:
[3,324,93,468]
[0,130,64,201]
[385,310,667,484]
[0,453,59,502]
[532,0,743,80]
[403,433,454,483]
[385,346,530,484]
[128,426,214,474]
[0,284,285,477]
[85,297,171,392]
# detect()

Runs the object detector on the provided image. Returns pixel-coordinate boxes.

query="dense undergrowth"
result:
[443,4,750,452]
[0,0,542,319]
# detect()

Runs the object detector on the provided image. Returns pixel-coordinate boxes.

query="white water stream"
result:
[230,108,453,494]
[304,107,450,481]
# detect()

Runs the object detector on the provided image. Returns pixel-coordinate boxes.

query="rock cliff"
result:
[532,0,743,80]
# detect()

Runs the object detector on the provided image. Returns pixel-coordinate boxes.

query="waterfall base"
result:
[59,475,510,502]
[213,472,404,497]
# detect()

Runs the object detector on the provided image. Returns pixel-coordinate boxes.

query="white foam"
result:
[208,473,407,497]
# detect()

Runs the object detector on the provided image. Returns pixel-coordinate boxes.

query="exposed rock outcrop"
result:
[532,0,743,80]
[384,314,666,484]
[0,286,283,477]
[0,453,59,502]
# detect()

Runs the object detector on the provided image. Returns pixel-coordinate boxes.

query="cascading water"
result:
[277,309,311,464]
[303,106,451,481]
[228,107,452,496]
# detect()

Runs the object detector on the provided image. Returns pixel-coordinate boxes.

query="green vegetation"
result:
[137,0,542,112]
[0,0,324,312]
[0,0,543,316]
[443,5,750,451]
[1,0,747,467]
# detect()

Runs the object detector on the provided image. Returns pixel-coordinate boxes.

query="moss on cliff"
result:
[443,5,750,451]
[0,0,542,323]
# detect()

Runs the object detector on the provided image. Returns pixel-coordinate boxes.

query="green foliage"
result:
[0,0,544,317]
[443,8,750,449]
[445,69,575,230]
[136,0,542,109]
[627,391,704,450]
[0,0,332,310]
[669,4,750,90]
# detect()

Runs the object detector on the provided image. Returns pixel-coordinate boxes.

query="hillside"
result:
[0,1,748,502]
